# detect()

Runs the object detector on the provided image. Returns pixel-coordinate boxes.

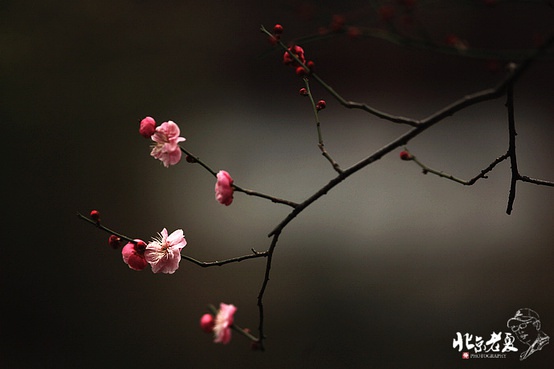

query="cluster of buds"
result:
[283,44,315,76]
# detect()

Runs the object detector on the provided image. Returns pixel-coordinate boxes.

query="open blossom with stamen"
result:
[213,303,237,344]
[215,170,234,206]
[144,228,187,274]
[150,121,186,167]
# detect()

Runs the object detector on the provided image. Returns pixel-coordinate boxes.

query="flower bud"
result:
[139,116,156,138]
[108,235,121,249]
[134,240,147,254]
[185,155,197,163]
[122,240,147,271]
[200,314,215,333]
[295,66,307,76]
[316,100,326,111]
[273,24,283,34]
[399,150,413,161]
[90,209,100,222]
[299,87,308,96]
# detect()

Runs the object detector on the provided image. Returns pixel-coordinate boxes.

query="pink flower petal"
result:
[215,170,234,206]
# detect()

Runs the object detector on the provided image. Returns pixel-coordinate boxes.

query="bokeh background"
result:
[2,1,553,368]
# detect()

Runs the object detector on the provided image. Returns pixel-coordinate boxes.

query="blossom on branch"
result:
[121,240,148,271]
[213,303,237,344]
[150,121,186,167]
[215,170,234,206]
[144,228,187,274]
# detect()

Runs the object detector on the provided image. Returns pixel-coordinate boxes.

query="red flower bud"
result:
[139,116,156,138]
[399,150,413,161]
[121,240,147,271]
[379,5,395,22]
[299,87,308,96]
[134,240,147,254]
[316,100,326,111]
[90,210,100,222]
[273,24,284,34]
[330,14,345,32]
[295,66,307,76]
[185,155,197,163]
[200,314,215,333]
[108,235,121,249]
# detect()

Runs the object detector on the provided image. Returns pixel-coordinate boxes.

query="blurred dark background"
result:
[2,1,553,368]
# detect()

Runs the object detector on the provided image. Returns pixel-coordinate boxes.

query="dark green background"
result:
[2,1,553,368]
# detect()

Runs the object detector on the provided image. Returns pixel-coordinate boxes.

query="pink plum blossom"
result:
[213,303,237,344]
[121,240,148,271]
[150,121,186,167]
[139,116,156,138]
[215,170,234,206]
[144,228,187,274]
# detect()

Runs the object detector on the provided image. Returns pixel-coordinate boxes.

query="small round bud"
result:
[330,14,345,32]
[90,210,100,222]
[347,26,362,40]
[316,100,326,111]
[295,66,308,76]
[200,314,215,333]
[299,87,308,96]
[306,60,315,71]
[139,116,156,138]
[378,5,395,22]
[108,235,121,249]
[121,240,148,271]
[273,24,283,35]
[399,150,413,161]
[185,155,197,163]
[134,240,147,254]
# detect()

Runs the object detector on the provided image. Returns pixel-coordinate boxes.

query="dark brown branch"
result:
[520,176,554,187]
[182,251,267,267]
[408,152,510,185]
[506,83,519,215]
[256,232,280,351]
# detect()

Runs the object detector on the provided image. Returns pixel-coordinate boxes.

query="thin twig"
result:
[182,251,268,267]
[77,213,136,243]
[181,146,298,208]
[303,77,343,173]
[520,176,554,187]
[407,152,510,185]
